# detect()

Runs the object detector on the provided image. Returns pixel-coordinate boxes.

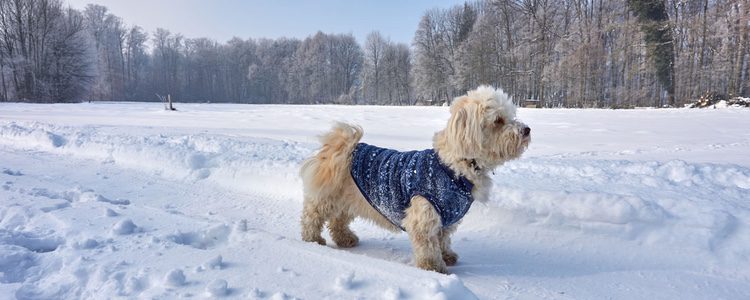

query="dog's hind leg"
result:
[301,196,327,245]
[403,196,447,274]
[439,224,459,266]
[300,123,363,246]
[328,212,359,248]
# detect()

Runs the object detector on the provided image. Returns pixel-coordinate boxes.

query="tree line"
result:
[415,0,748,107]
[0,0,747,107]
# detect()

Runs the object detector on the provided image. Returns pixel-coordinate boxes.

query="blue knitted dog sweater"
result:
[350,143,474,230]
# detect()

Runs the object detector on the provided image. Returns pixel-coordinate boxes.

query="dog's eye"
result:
[495,117,505,126]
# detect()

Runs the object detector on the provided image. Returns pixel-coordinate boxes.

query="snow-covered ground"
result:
[1,102,749,299]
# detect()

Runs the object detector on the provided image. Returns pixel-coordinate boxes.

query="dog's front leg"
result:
[403,196,448,274]
[439,224,459,266]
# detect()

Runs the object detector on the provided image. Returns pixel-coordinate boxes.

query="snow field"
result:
[1,102,749,299]
[2,119,747,263]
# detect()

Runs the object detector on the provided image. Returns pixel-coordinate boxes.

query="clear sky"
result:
[65,0,464,45]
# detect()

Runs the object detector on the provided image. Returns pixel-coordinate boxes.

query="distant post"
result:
[156,93,177,111]
[167,94,176,111]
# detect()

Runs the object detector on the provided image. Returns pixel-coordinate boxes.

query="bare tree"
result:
[48,7,95,100]
[0,0,93,102]
[361,31,387,104]
[413,9,450,104]
[123,26,148,100]
[247,38,300,103]
[152,28,183,100]
[329,33,363,104]
[83,4,126,100]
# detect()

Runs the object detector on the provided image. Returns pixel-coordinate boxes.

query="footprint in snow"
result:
[2,169,23,176]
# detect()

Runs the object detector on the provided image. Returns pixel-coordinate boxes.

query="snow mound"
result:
[0,245,38,283]
[418,275,478,300]
[164,269,186,287]
[470,158,750,259]
[333,272,356,291]
[205,279,229,297]
[72,238,100,249]
[104,208,119,217]
[269,292,291,300]
[382,287,401,300]
[0,122,67,149]
[166,224,230,249]
[207,255,223,270]
[0,121,312,198]
[112,219,139,235]
[0,230,64,253]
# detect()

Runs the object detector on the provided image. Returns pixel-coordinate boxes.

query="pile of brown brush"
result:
[688,92,750,108]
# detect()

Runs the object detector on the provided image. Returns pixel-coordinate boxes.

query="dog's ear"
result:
[446,96,484,158]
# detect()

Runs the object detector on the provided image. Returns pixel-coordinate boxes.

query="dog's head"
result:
[435,86,530,170]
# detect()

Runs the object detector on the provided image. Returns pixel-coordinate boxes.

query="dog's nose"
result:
[523,127,531,137]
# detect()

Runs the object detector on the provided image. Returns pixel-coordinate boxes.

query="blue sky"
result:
[65,0,464,44]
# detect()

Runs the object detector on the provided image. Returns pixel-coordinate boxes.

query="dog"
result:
[300,86,530,273]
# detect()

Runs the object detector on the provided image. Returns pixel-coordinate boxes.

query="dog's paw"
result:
[416,259,448,274]
[332,232,359,248]
[303,236,327,246]
[442,251,458,266]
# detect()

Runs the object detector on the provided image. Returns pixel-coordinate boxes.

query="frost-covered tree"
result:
[412,3,477,105]
[285,32,363,104]
[48,8,95,101]
[83,4,126,101]
[359,31,411,105]
[413,9,447,104]
[0,0,94,102]
[361,31,387,104]
[286,32,329,103]
[329,33,363,104]
[247,38,299,103]
[222,37,256,102]
[182,37,225,102]
[152,28,183,99]
[381,42,413,105]
[123,26,149,101]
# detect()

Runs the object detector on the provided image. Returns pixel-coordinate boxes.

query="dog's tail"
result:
[300,122,363,191]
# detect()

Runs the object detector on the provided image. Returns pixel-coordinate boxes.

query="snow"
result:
[111,219,139,235]
[1,102,749,299]
[163,269,186,287]
[203,255,223,270]
[333,272,356,291]
[205,278,229,297]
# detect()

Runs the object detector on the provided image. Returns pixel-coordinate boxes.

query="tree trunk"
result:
[733,0,749,97]
[698,0,708,95]
[628,0,676,106]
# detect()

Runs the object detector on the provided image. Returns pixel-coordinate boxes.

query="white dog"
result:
[300,86,530,273]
